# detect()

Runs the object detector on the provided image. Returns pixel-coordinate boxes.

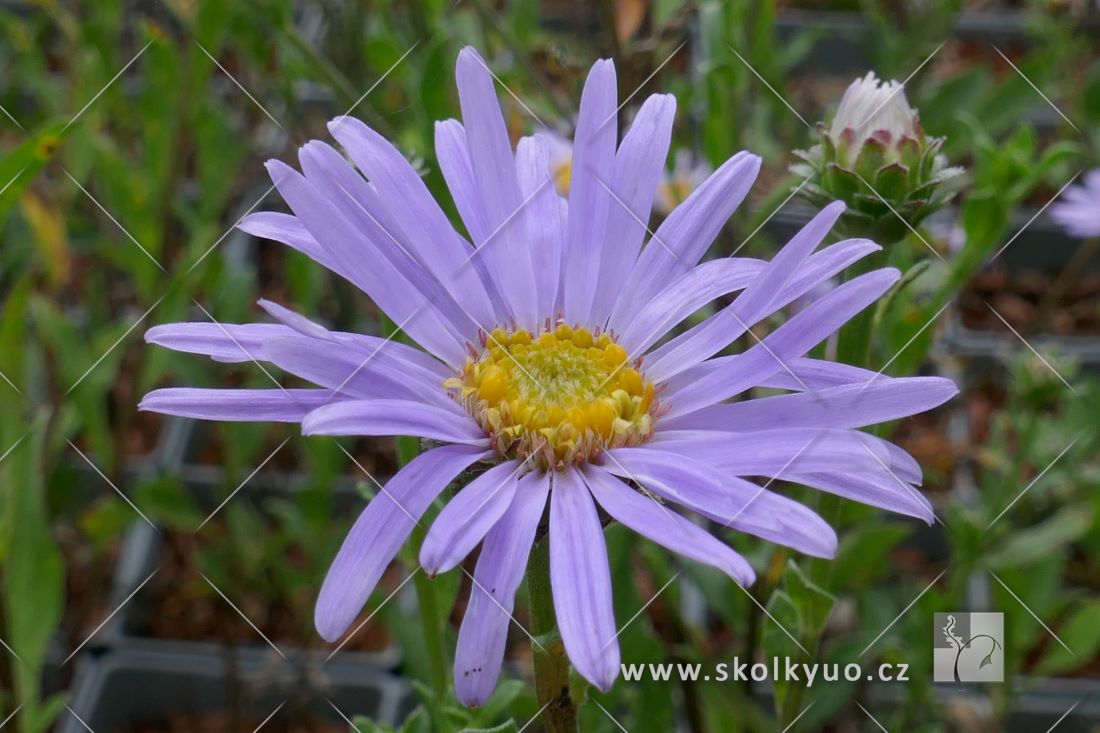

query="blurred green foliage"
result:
[0,0,1098,731]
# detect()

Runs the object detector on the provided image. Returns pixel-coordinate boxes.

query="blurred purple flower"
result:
[140,47,955,703]
[655,149,712,215]
[926,217,966,256]
[537,127,574,196]
[1050,169,1100,239]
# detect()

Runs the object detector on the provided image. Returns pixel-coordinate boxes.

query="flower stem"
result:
[808,254,880,589]
[527,537,579,733]
[834,254,879,368]
[792,254,880,725]
[397,435,452,732]
[411,527,450,700]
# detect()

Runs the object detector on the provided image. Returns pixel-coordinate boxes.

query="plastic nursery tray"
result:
[64,414,192,491]
[942,363,1100,729]
[97,514,405,670]
[59,646,413,733]
[43,518,170,683]
[776,8,1096,98]
[763,201,1100,368]
[863,673,1100,732]
[945,316,1100,368]
[945,212,1100,369]
[169,420,390,507]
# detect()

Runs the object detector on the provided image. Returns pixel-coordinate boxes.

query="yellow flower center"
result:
[445,323,656,468]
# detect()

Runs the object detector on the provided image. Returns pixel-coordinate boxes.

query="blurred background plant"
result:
[1,0,1098,731]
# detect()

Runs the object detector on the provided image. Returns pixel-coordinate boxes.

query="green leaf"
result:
[468,679,526,727]
[762,589,800,718]
[832,522,913,586]
[78,497,136,552]
[23,693,67,733]
[460,723,520,733]
[854,137,888,178]
[398,707,432,733]
[1034,600,1100,676]
[130,476,201,531]
[874,260,931,333]
[1083,61,1100,125]
[419,39,453,127]
[0,121,70,225]
[1,419,66,733]
[987,507,1092,569]
[783,560,836,639]
[19,191,70,288]
[0,279,31,394]
[940,191,1007,297]
[353,714,395,733]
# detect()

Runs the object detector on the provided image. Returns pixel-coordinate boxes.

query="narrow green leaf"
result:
[0,122,69,225]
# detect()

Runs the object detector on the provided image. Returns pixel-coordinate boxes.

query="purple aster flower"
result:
[1050,169,1100,239]
[140,47,956,704]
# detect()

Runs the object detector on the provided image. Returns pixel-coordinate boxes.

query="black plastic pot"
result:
[774,10,872,75]
[945,322,1100,370]
[101,505,405,670]
[861,675,1100,731]
[62,414,192,497]
[880,380,968,567]
[41,636,70,697]
[945,211,1100,368]
[41,509,175,688]
[748,676,1100,730]
[774,9,1068,134]
[170,419,392,505]
[776,8,1097,65]
[59,646,412,733]
[760,200,1100,367]
[1002,678,1100,732]
[940,378,1100,730]
[56,520,157,657]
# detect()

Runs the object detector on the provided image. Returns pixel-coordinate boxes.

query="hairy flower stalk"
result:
[140,47,956,713]
[792,72,964,244]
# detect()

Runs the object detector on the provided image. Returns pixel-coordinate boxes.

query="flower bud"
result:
[791,72,965,245]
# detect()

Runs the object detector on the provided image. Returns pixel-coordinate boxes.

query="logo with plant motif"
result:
[933,612,1004,683]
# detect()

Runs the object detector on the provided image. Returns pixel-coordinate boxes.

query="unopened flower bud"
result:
[791,72,965,245]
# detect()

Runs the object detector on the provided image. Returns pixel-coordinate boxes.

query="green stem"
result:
[834,254,880,368]
[789,254,881,726]
[777,633,825,730]
[397,435,453,732]
[527,537,579,733]
[808,254,880,590]
[411,526,451,699]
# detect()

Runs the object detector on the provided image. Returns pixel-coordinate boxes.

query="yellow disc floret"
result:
[444,323,656,468]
